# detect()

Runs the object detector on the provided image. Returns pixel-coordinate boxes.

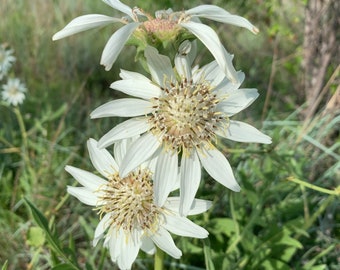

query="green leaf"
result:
[1,260,8,270]
[277,232,303,249]
[276,246,298,262]
[52,264,78,270]
[260,259,291,270]
[24,198,52,230]
[181,240,203,254]
[24,197,80,270]
[302,244,336,269]
[26,226,45,247]
[309,265,327,270]
[203,239,215,270]
[209,218,237,237]
[240,231,258,252]
[271,228,303,249]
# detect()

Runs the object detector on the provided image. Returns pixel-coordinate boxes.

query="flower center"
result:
[143,18,177,33]
[8,86,19,96]
[97,168,161,233]
[150,78,224,152]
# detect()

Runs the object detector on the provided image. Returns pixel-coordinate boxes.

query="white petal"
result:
[143,148,160,173]
[218,120,272,144]
[217,88,259,116]
[113,141,126,168]
[197,147,240,192]
[165,197,212,215]
[213,71,245,94]
[186,40,198,66]
[144,46,175,88]
[120,133,161,177]
[186,5,259,34]
[113,137,137,167]
[193,60,225,87]
[110,79,161,99]
[108,228,124,263]
[164,214,208,238]
[175,54,191,80]
[179,151,201,216]
[102,0,134,19]
[100,22,140,71]
[175,40,194,80]
[154,150,178,207]
[117,236,141,270]
[93,213,111,246]
[52,14,120,40]
[119,69,150,80]
[97,117,149,148]
[90,98,152,118]
[141,237,156,255]
[181,21,239,84]
[65,165,107,191]
[87,138,118,177]
[67,186,98,206]
[151,227,182,259]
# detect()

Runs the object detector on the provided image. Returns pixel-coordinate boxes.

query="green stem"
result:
[154,247,164,270]
[13,107,28,151]
[287,176,340,196]
[229,192,240,236]
[13,106,37,187]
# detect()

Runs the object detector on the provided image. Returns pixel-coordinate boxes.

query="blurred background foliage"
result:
[0,0,339,269]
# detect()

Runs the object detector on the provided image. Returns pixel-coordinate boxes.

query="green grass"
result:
[0,0,339,269]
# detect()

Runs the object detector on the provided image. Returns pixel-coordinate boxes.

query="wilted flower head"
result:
[90,44,272,216]
[0,44,16,80]
[1,78,27,106]
[52,0,258,83]
[66,138,210,270]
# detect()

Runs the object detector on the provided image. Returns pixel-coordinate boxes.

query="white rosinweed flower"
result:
[66,138,210,270]
[90,45,272,216]
[1,78,27,106]
[0,45,16,80]
[52,0,259,83]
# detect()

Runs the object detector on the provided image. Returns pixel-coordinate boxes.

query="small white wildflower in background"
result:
[66,138,210,270]
[52,0,258,83]
[2,78,27,106]
[90,45,272,215]
[0,44,16,80]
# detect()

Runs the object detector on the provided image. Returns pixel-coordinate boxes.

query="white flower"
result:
[0,45,16,80]
[66,138,210,270]
[90,45,272,216]
[2,78,27,106]
[52,0,258,83]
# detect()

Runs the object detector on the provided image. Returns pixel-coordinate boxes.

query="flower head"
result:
[91,42,271,215]
[0,45,16,80]
[52,0,258,83]
[2,78,27,106]
[66,138,210,270]
[90,45,272,216]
